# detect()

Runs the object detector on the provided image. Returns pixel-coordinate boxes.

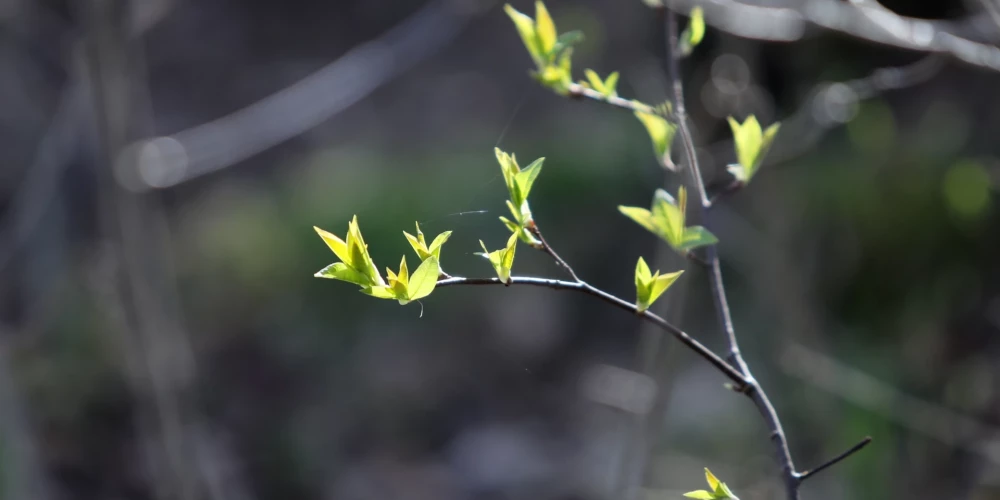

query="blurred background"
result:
[1,0,999,499]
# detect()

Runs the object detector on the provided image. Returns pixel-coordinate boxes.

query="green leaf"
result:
[618,206,657,234]
[362,285,396,299]
[634,257,683,313]
[727,115,780,183]
[647,270,684,306]
[705,467,720,491]
[407,257,440,301]
[679,6,706,56]
[478,233,518,284]
[427,231,452,259]
[584,69,605,94]
[682,491,715,500]
[515,157,544,201]
[679,226,718,251]
[533,1,557,57]
[603,71,619,96]
[403,230,427,259]
[501,231,518,273]
[634,111,677,161]
[504,4,543,66]
[314,226,350,264]
[651,188,685,247]
[313,217,384,287]
[315,262,370,286]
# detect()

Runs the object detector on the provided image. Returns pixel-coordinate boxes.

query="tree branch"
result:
[527,223,581,282]
[665,0,1000,73]
[565,82,663,116]
[664,9,803,499]
[797,436,873,483]
[436,276,749,388]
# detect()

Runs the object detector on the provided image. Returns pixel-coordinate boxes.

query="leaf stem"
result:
[436,275,749,387]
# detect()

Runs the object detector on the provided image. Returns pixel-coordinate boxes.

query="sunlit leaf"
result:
[427,231,452,259]
[407,257,440,301]
[634,111,677,161]
[315,262,369,286]
[682,491,715,500]
[585,69,606,94]
[504,4,543,66]
[534,1,557,56]
[679,226,718,251]
[727,116,780,183]
[362,286,396,299]
[679,7,706,56]
[618,206,657,234]
[705,468,721,491]
[314,226,350,264]
[516,157,544,202]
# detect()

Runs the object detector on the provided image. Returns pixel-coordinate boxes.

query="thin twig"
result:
[664,9,803,499]
[566,82,664,116]
[797,436,873,482]
[527,223,581,282]
[437,276,749,387]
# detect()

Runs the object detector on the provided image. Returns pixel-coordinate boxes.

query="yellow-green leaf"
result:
[315,262,369,286]
[585,69,605,94]
[515,157,544,202]
[362,285,397,300]
[683,491,715,500]
[646,270,684,310]
[407,257,440,301]
[634,111,677,161]
[618,206,657,234]
[534,1,557,56]
[427,231,452,259]
[679,7,706,56]
[727,115,780,183]
[314,226,350,264]
[504,4,543,66]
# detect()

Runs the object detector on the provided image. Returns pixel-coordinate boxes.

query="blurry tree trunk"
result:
[80,1,250,499]
[0,336,52,500]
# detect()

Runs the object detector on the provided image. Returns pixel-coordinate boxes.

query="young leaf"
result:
[705,468,721,491]
[618,206,658,235]
[478,233,518,284]
[679,7,706,56]
[727,115,781,183]
[315,262,369,287]
[504,4,543,66]
[620,187,716,254]
[680,226,719,251]
[634,111,677,163]
[533,1,557,57]
[584,69,606,94]
[407,257,440,301]
[313,217,385,287]
[404,222,452,261]
[603,71,619,96]
[634,256,684,313]
[682,491,715,500]
[515,157,544,202]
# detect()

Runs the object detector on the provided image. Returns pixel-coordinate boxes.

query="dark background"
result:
[1,0,998,499]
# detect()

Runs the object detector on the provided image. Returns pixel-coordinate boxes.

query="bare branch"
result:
[666,0,1000,73]
[527,223,582,282]
[664,9,805,498]
[437,276,749,387]
[129,0,489,189]
[797,436,873,483]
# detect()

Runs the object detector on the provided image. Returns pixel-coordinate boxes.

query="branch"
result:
[665,0,1000,73]
[797,436,873,482]
[129,0,489,189]
[664,9,802,499]
[527,223,581,282]
[436,276,749,388]
[565,82,663,116]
